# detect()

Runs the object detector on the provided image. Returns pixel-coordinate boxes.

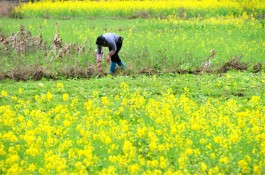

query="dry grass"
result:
[0,58,263,81]
[217,57,249,73]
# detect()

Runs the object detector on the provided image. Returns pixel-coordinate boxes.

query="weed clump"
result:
[217,57,249,73]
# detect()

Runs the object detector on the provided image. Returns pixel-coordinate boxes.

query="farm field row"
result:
[14,0,265,18]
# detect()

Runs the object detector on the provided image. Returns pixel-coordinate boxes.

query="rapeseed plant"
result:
[1,90,8,97]
[14,0,265,18]
[0,77,264,174]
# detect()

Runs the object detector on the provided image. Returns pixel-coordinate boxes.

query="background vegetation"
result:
[13,0,265,19]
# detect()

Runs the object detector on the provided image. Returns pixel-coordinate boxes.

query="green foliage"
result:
[1,72,264,103]
[0,17,264,76]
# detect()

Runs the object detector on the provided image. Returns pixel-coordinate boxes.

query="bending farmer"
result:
[95,33,126,74]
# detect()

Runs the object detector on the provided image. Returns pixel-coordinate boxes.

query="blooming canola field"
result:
[14,0,265,18]
[1,0,265,174]
[1,73,265,174]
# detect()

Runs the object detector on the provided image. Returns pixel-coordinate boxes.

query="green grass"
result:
[1,72,265,104]
[0,17,264,76]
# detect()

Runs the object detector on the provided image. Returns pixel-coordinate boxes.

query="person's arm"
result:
[106,41,116,63]
[108,41,116,56]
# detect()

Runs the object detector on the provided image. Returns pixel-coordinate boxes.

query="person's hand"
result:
[106,54,111,64]
[96,62,101,68]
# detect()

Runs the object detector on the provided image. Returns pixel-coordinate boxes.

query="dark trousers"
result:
[108,38,123,63]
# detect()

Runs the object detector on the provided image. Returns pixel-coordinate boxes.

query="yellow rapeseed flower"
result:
[63,93,69,101]
[1,90,8,97]
[201,162,207,172]
[56,82,64,90]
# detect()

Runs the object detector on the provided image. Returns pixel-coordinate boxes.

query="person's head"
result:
[96,35,106,46]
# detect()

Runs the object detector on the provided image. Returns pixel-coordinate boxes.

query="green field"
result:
[1,1,265,174]
[0,16,264,79]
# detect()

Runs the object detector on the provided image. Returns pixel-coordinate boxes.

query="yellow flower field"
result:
[1,0,265,174]
[1,76,265,174]
[14,0,265,18]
